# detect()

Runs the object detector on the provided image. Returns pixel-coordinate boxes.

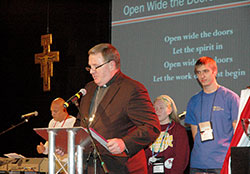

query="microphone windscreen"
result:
[79,88,87,96]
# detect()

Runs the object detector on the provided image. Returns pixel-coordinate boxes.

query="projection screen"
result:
[111,0,250,114]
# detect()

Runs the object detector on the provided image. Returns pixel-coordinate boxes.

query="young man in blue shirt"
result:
[185,56,240,174]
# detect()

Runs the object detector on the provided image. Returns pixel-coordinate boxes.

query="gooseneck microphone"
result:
[64,88,87,108]
[21,111,38,119]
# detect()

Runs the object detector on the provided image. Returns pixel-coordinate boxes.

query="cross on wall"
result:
[35,34,59,91]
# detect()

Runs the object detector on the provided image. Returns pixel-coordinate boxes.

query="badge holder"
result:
[151,156,165,174]
[199,121,214,142]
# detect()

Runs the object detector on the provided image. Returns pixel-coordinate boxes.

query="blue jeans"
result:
[190,168,221,174]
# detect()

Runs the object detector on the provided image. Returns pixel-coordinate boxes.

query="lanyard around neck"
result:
[200,88,218,122]
[151,121,172,157]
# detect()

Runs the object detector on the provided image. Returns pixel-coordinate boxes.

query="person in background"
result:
[185,56,240,174]
[145,95,190,174]
[74,43,161,174]
[36,97,76,161]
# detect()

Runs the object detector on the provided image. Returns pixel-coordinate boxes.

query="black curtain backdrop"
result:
[0,0,111,157]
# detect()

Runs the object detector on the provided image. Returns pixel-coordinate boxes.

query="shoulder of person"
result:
[118,72,147,91]
[188,90,202,103]
[218,86,240,99]
[68,115,76,120]
[171,122,189,139]
[48,119,56,128]
[65,116,76,126]
[173,122,186,131]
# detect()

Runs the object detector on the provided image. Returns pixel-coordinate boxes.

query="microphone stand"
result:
[73,101,109,174]
[0,118,30,136]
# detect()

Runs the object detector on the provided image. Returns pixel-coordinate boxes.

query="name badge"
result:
[199,121,214,142]
[149,156,165,173]
[153,163,164,173]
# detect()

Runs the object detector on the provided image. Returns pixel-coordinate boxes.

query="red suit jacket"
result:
[75,71,160,173]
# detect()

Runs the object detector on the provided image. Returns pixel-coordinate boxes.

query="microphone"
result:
[178,111,186,118]
[21,111,38,119]
[64,88,87,108]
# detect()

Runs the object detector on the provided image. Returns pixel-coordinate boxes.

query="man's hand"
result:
[107,138,126,154]
[37,142,45,154]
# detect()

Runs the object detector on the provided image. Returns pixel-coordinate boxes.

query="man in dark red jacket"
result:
[74,43,160,174]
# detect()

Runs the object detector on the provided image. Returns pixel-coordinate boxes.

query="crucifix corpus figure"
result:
[35,34,59,91]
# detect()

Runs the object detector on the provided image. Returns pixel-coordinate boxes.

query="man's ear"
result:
[213,69,218,76]
[109,60,116,70]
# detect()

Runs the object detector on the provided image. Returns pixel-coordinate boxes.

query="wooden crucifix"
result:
[35,34,59,91]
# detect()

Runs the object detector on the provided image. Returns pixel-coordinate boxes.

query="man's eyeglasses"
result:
[85,60,113,72]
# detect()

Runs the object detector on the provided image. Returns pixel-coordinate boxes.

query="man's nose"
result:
[90,68,95,74]
[200,72,205,77]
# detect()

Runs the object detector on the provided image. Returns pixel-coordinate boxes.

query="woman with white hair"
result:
[145,95,190,174]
